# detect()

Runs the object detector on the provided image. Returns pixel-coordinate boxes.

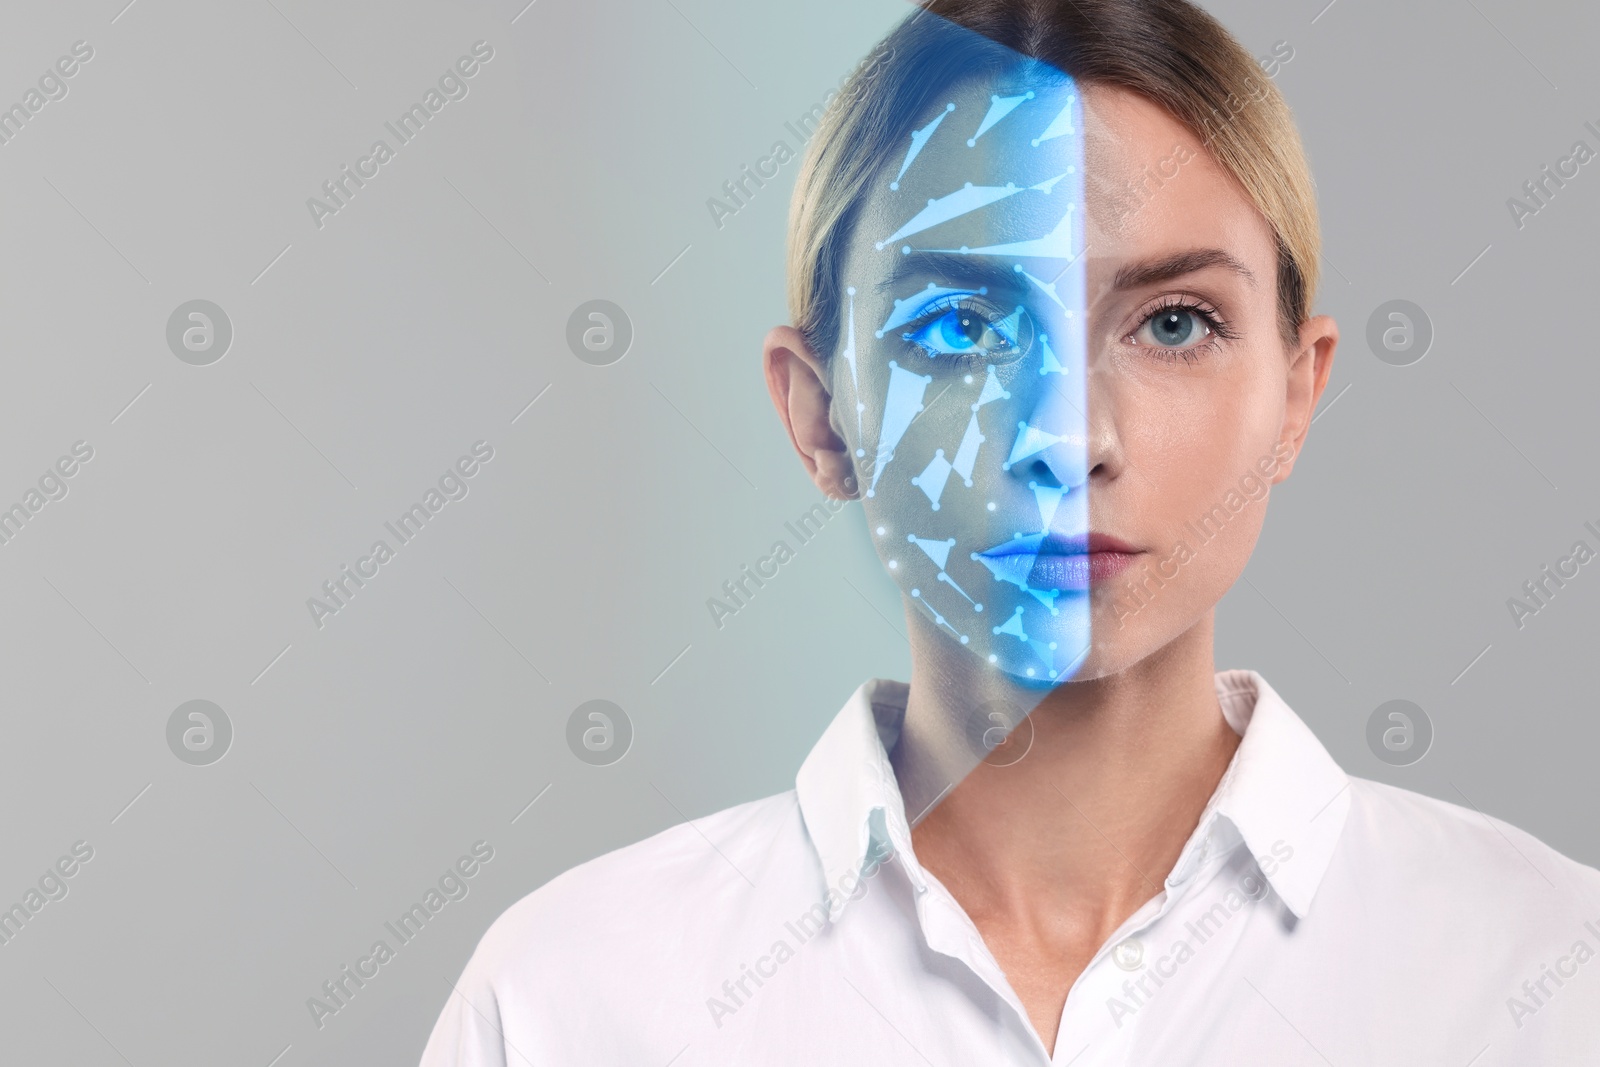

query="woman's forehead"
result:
[860,75,1084,261]
[889,76,1080,192]
[850,75,1272,299]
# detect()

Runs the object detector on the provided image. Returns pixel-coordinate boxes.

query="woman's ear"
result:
[1273,313,1339,483]
[763,325,859,499]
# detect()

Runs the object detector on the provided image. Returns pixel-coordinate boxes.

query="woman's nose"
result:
[1005,368,1088,489]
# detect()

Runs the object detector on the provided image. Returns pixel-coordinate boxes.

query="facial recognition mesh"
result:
[838,61,1090,685]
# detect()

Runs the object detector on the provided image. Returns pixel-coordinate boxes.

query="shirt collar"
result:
[1190,669,1351,918]
[794,669,1351,922]
[795,678,921,920]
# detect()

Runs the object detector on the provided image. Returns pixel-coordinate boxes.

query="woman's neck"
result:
[895,609,1240,940]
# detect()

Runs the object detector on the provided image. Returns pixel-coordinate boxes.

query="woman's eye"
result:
[906,304,1019,359]
[1135,307,1212,350]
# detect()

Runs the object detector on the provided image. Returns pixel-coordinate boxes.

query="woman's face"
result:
[811,71,1327,685]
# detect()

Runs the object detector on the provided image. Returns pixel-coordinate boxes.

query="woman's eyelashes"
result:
[1125,294,1235,364]
[900,294,1029,366]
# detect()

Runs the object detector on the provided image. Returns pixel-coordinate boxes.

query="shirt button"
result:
[1112,938,1144,970]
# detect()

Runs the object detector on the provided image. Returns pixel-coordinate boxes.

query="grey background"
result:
[0,0,1595,1063]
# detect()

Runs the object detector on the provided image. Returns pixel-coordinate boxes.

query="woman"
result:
[422,2,1600,1063]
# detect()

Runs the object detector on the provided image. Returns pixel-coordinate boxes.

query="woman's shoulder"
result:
[1338,775,1600,910]
[420,789,817,1064]
[464,787,812,980]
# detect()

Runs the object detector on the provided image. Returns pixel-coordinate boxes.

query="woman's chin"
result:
[930,615,1093,687]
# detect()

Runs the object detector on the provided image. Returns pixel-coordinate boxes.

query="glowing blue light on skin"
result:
[911,201,1076,259]
[890,102,956,191]
[974,365,1010,408]
[842,287,865,456]
[843,59,1089,685]
[1031,481,1066,529]
[876,182,1023,249]
[1037,334,1068,375]
[912,449,954,509]
[968,91,1034,147]
[912,587,968,644]
[865,361,932,497]
[881,172,1070,251]
[951,411,984,486]
[1014,264,1067,311]
[903,301,1027,361]
[1032,95,1077,147]
[877,283,982,337]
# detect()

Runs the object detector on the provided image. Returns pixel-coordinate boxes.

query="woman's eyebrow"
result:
[875,252,1027,296]
[1111,248,1257,292]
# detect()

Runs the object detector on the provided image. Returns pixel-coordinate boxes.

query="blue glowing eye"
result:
[905,299,1022,360]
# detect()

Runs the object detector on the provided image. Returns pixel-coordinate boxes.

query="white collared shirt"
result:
[420,670,1600,1065]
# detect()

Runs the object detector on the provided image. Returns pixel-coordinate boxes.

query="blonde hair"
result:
[787,0,1319,357]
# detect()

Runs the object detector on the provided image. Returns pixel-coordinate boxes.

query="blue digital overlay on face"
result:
[838,60,1091,687]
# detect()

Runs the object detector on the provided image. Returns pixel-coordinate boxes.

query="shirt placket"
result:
[914,821,1228,1066]
[895,836,1182,1065]
[1048,889,1175,1064]
[1054,825,1243,1065]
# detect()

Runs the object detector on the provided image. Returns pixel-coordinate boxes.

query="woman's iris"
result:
[941,310,988,349]
[1149,309,1200,347]
[905,298,1021,360]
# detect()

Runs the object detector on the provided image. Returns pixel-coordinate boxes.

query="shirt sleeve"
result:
[417,960,515,1067]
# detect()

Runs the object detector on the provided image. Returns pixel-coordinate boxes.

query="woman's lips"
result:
[977,532,1142,590]
[1027,550,1139,588]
